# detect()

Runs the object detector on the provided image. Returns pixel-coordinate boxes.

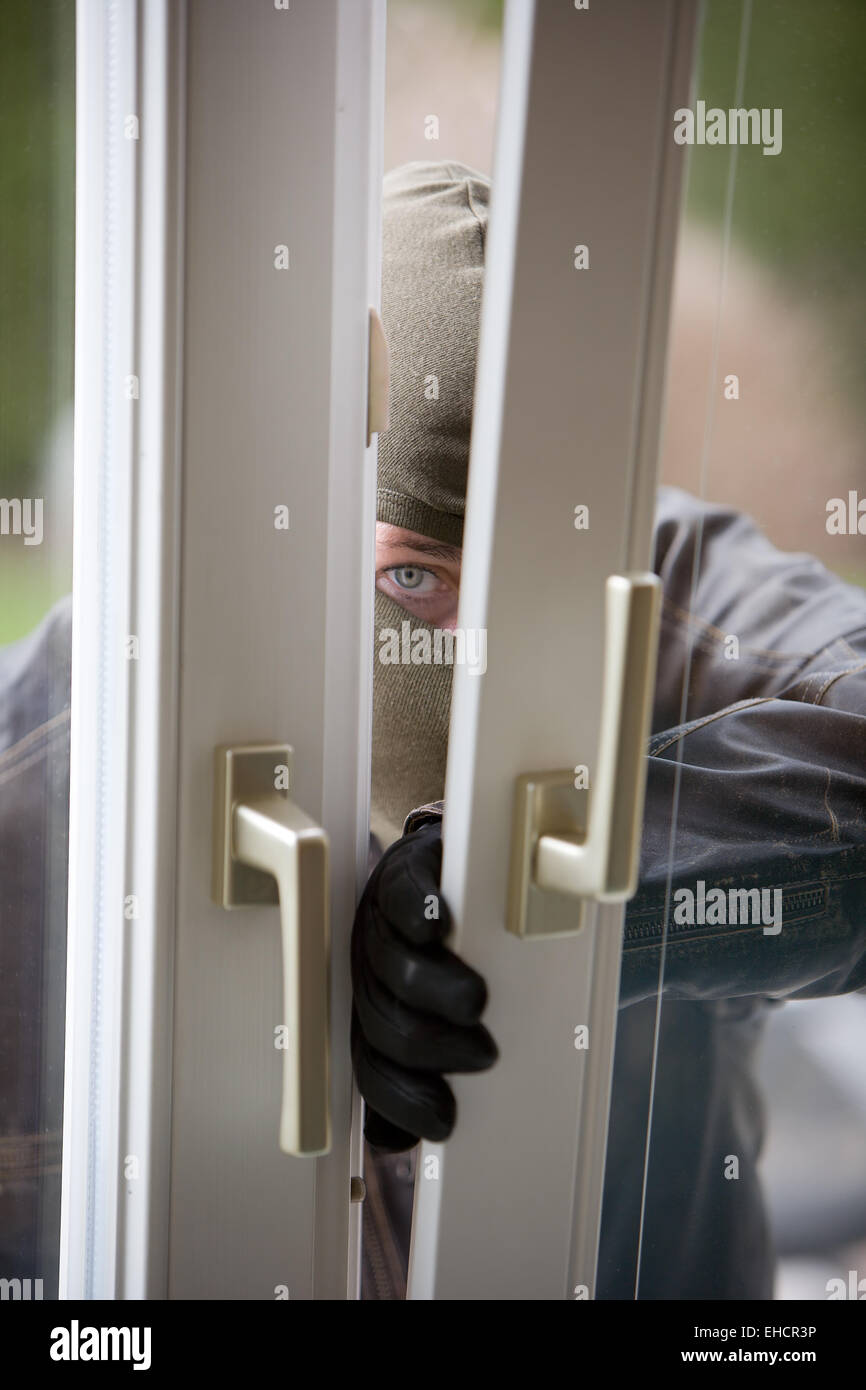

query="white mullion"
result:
[321,0,387,1301]
[61,0,185,1301]
[62,0,135,1300]
[117,0,187,1301]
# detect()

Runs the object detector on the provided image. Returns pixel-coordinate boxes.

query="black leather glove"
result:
[351,819,498,1153]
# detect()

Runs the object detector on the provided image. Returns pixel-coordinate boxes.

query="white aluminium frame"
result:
[62,0,386,1301]
[61,0,187,1299]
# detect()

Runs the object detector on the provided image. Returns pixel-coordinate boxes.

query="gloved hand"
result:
[351,819,498,1153]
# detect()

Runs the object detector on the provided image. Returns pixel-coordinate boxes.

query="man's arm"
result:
[351,490,866,1144]
[623,686,866,1006]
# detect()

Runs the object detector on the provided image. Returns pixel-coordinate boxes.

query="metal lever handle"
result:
[537,573,661,901]
[507,573,661,938]
[212,745,331,1156]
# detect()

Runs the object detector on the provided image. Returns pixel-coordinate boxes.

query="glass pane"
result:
[601,0,866,1301]
[0,0,75,1300]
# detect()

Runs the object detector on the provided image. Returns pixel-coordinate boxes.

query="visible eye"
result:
[385,565,439,593]
[375,555,459,629]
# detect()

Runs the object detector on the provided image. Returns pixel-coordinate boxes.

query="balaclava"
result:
[371,161,489,848]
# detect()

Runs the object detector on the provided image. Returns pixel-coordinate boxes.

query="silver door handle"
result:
[506,573,661,938]
[212,744,331,1156]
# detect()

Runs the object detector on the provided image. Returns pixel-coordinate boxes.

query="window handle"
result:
[212,745,331,1156]
[507,573,661,938]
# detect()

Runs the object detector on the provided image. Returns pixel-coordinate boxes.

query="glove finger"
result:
[362,1105,419,1154]
[373,823,453,948]
[355,953,499,1073]
[366,902,488,1024]
[354,1029,456,1143]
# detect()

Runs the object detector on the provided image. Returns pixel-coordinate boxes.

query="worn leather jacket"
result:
[3,487,866,1299]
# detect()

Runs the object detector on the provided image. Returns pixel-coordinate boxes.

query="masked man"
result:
[353,161,866,1300]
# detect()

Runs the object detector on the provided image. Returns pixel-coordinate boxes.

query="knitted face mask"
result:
[370,161,489,847]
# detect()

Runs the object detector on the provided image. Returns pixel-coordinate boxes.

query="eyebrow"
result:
[379,537,462,562]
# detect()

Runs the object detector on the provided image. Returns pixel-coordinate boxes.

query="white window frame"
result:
[62,0,385,1300]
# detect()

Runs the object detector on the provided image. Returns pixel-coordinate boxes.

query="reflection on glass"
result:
[606,0,866,1302]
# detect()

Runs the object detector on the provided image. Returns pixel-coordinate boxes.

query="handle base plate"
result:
[212,744,294,909]
[507,771,590,939]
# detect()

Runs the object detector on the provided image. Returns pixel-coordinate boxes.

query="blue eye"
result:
[388,565,435,592]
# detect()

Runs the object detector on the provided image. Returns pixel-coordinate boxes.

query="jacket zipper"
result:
[363,1211,400,1301]
[624,885,826,945]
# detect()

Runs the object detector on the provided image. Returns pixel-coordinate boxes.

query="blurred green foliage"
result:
[687,0,865,585]
[0,0,75,495]
[0,556,64,645]
[0,0,74,642]
[441,0,504,30]
[690,0,866,276]
[687,0,866,415]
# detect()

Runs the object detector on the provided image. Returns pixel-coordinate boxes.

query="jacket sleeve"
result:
[621,687,866,1006]
[407,693,866,1010]
[622,488,866,1006]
